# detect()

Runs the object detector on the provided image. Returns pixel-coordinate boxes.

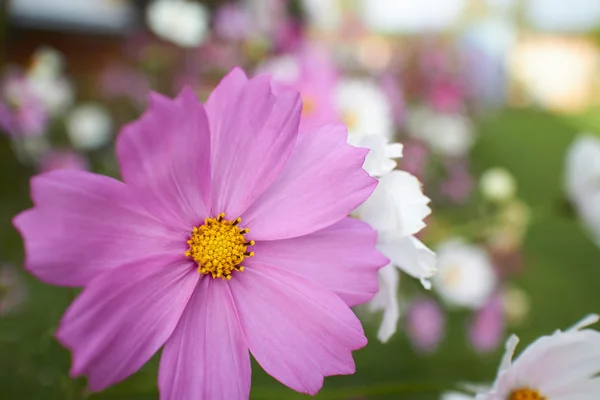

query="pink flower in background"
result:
[38,150,89,172]
[380,73,405,125]
[441,161,474,203]
[405,297,445,353]
[14,68,387,399]
[428,79,464,113]
[469,294,505,353]
[214,3,253,41]
[100,64,150,106]
[0,72,48,137]
[400,141,429,181]
[273,17,305,52]
[261,46,340,132]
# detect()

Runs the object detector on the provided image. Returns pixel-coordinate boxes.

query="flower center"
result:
[508,388,546,400]
[185,213,254,280]
[342,110,359,131]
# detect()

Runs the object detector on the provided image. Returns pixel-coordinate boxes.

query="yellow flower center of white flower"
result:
[508,388,546,400]
[185,213,254,280]
[342,110,359,131]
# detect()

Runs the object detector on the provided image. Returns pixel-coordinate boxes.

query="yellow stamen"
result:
[185,213,254,280]
[508,388,546,400]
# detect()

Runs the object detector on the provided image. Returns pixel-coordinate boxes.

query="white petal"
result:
[358,135,401,177]
[499,334,520,373]
[564,135,600,203]
[355,170,430,235]
[568,314,600,332]
[368,264,400,343]
[441,392,476,400]
[378,234,437,285]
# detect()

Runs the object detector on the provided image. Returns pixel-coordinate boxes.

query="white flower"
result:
[301,0,343,31]
[433,239,497,309]
[480,167,517,203]
[359,135,403,177]
[336,78,394,146]
[28,76,74,116]
[407,106,474,157]
[66,104,112,150]
[28,47,64,80]
[565,135,600,246]
[354,170,437,342]
[258,55,300,83]
[475,314,600,400]
[441,392,475,400]
[360,0,468,34]
[26,47,74,116]
[146,0,209,48]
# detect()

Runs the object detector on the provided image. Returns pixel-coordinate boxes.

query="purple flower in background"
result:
[400,141,429,181]
[100,64,150,106]
[468,294,505,353]
[13,68,387,398]
[380,73,405,125]
[38,150,89,172]
[0,72,48,137]
[214,3,253,41]
[441,161,474,203]
[405,297,445,353]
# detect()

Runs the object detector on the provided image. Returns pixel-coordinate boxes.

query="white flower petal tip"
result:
[358,136,404,177]
[420,277,433,290]
[568,313,600,332]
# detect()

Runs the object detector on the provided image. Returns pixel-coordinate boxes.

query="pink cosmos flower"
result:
[468,294,505,353]
[441,160,474,204]
[405,297,445,353]
[428,79,464,114]
[13,68,387,399]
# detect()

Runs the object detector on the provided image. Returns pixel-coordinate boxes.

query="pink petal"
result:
[13,170,184,287]
[468,294,505,353]
[405,297,445,353]
[206,68,302,218]
[159,277,251,400]
[242,124,377,240]
[117,87,212,230]
[251,217,387,306]
[229,262,367,395]
[56,256,198,391]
